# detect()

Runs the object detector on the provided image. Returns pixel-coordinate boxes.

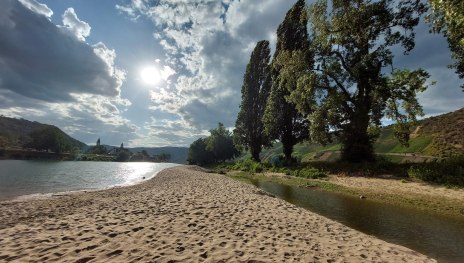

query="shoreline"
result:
[0,166,434,262]
[0,161,180,202]
[231,171,464,217]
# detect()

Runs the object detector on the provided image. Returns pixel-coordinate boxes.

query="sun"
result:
[140,66,161,85]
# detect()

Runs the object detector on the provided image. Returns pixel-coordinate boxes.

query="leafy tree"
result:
[263,0,311,162]
[116,150,131,162]
[188,138,214,165]
[290,0,430,162]
[207,123,240,162]
[115,142,130,161]
[427,0,464,89]
[234,40,272,162]
[154,152,171,162]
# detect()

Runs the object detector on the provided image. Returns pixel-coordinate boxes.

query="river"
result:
[0,160,179,200]
[246,178,464,262]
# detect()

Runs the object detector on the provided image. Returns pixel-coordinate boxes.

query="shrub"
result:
[233,159,264,173]
[408,156,464,187]
[292,167,327,179]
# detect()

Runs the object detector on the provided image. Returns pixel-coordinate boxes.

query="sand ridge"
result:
[0,166,434,262]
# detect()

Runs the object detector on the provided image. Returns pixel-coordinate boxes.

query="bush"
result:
[408,156,464,187]
[233,159,264,173]
[292,167,327,179]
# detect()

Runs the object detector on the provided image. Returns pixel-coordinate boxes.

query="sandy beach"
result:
[0,166,434,262]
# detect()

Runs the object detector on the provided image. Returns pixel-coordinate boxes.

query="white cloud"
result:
[117,0,294,134]
[0,0,136,146]
[18,0,53,18]
[61,7,91,41]
[0,0,124,101]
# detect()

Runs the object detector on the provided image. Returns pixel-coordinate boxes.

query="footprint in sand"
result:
[106,249,123,257]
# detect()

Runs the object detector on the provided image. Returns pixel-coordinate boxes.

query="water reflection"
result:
[248,179,464,262]
[0,160,179,200]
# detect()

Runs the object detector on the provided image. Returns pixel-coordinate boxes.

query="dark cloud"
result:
[0,0,122,102]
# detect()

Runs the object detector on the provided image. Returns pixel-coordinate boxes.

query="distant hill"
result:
[258,108,464,162]
[0,116,86,151]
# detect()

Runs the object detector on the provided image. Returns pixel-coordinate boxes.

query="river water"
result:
[0,160,179,200]
[247,179,464,262]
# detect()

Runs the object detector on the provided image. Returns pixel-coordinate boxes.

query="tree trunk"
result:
[282,137,294,163]
[341,106,374,162]
[250,146,261,162]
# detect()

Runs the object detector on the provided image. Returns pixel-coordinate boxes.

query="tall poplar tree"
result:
[428,0,464,89]
[288,0,430,162]
[263,0,312,162]
[234,40,271,162]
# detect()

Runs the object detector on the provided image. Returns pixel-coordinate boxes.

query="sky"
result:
[0,0,462,147]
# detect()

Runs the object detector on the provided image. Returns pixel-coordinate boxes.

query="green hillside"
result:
[259,108,464,162]
[0,116,86,152]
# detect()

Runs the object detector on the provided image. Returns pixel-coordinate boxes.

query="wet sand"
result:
[0,166,434,262]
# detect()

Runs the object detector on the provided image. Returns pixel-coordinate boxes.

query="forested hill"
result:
[0,116,86,151]
[259,107,464,162]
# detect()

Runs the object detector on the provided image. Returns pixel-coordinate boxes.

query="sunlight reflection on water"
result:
[0,160,179,200]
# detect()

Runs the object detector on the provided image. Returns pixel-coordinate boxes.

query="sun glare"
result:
[140,66,161,85]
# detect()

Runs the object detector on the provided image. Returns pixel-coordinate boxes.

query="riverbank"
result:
[0,166,433,262]
[228,171,464,218]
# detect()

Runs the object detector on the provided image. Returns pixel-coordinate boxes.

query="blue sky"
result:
[0,0,463,147]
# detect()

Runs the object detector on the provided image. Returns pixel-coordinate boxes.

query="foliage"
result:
[232,159,266,173]
[206,123,240,163]
[427,0,464,89]
[24,126,73,153]
[408,156,464,186]
[288,0,429,162]
[234,40,272,162]
[154,153,171,162]
[116,150,131,162]
[292,167,327,179]
[188,138,215,165]
[309,157,410,177]
[130,152,149,161]
[0,116,85,152]
[263,0,311,162]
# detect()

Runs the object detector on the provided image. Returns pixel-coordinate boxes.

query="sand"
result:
[0,166,435,262]
[329,175,464,203]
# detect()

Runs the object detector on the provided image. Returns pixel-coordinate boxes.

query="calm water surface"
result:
[247,179,464,263]
[0,160,179,200]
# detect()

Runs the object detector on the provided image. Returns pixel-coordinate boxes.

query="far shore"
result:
[0,166,434,262]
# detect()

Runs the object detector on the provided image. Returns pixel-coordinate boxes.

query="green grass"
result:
[390,136,433,153]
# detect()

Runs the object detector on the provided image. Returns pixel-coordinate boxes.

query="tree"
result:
[234,40,272,162]
[427,0,464,89]
[26,126,70,153]
[116,150,131,162]
[188,138,214,165]
[290,0,430,162]
[155,152,171,162]
[263,0,311,162]
[207,123,240,162]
